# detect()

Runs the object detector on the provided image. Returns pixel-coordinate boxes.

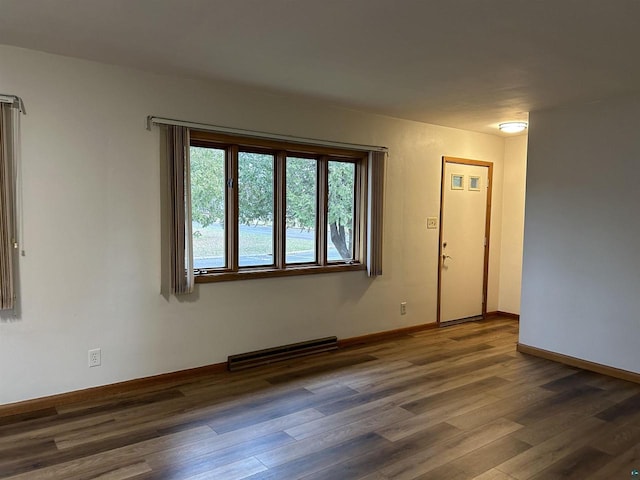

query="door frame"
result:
[437,156,494,326]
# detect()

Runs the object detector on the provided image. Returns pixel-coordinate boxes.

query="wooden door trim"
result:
[437,156,493,325]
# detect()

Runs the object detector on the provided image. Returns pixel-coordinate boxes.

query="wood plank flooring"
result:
[2,318,640,479]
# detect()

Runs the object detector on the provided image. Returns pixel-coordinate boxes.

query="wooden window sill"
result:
[195,263,366,283]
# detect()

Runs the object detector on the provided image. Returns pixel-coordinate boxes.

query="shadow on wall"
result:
[337,270,376,305]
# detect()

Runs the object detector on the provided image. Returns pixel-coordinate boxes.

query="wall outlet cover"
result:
[88,348,101,367]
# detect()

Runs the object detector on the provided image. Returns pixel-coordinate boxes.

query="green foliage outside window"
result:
[190,147,355,260]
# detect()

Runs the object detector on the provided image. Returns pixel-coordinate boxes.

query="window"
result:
[189,131,368,281]
[190,146,226,269]
[238,151,275,267]
[328,160,356,262]
[286,156,317,264]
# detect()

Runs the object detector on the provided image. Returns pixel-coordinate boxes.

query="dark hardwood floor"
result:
[2,317,640,479]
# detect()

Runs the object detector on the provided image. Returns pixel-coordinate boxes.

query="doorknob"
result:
[442,254,453,261]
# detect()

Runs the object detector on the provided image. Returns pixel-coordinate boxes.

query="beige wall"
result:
[498,135,528,314]
[521,93,640,374]
[0,45,523,404]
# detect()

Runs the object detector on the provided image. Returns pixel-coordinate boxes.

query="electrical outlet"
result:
[426,217,438,229]
[400,302,407,315]
[88,348,101,367]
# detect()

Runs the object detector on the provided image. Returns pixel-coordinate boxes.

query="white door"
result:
[439,160,490,323]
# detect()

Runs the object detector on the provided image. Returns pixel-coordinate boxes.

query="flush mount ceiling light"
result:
[499,121,528,134]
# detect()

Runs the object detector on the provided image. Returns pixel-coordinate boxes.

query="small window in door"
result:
[451,174,464,190]
[469,176,481,191]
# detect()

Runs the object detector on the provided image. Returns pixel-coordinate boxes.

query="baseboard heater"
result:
[227,336,338,371]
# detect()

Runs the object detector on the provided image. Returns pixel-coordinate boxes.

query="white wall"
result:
[498,135,528,314]
[520,94,640,374]
[0,45,510,404]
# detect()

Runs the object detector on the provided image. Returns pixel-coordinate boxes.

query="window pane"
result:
[286,157,317,264]
[328,161,356,262]
[190,146,226,269]
[238,152,274,267]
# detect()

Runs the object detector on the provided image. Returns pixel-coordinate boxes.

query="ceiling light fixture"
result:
[499,121,528,134]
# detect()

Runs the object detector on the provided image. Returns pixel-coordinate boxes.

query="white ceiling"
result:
[1,0,639,135]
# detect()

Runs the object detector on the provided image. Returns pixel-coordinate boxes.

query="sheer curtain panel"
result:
[367,150,386,276]
[0,103,19,310]
[165,125,194,294]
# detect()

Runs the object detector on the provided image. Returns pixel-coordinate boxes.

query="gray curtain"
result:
[0,104,18,309]
[367,150,386,276]
[165,125,194,294]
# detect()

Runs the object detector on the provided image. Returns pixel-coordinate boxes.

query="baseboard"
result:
[517,343,640,385]
[485,310,520,320]
[1,321,439,418]
[337,322,438,348]
[0,362,227,418]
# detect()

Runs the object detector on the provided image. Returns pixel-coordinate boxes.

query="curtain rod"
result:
[0,94,26,114]
[146,116,388,153]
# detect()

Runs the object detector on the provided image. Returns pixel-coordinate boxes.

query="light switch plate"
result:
[426,217,438,229]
